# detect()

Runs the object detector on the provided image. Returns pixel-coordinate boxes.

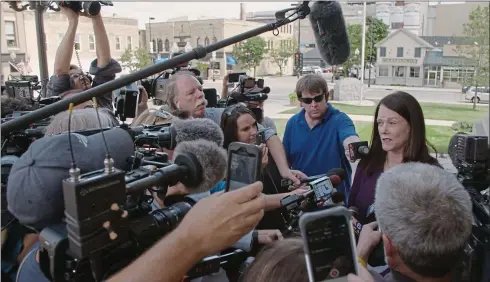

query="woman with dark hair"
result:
[211,103,307,229]
[348,91,440,223]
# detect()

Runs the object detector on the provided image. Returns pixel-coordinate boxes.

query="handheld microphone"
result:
[309,1,351,66]
[281,168,346,187]
[348,141,370,162]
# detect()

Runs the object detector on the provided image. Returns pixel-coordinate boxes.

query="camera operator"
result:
[356,162,473,282]
[44,108,118,136]
[212,104,308,229]
[46,6,122,111]
[134,71,307,186]
[283,74,360,200]
[348,92,440,223]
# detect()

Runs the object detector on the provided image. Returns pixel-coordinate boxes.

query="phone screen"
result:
[305,216,356,281]
[310,177,334,202]
[227,151,258,191]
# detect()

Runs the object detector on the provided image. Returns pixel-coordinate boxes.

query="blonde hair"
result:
[45,108,118,135]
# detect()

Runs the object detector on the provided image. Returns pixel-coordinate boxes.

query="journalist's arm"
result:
[107,182,266,282]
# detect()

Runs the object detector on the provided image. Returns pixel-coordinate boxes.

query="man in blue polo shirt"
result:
[283,74,360,199]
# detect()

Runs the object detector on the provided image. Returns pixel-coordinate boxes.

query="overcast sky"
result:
[100,1,471,29]
[101,2,294,28]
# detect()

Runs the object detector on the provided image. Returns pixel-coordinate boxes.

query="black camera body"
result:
[57,1,113,16]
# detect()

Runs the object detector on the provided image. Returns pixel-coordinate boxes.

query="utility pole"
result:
[34,2,49,97]
[359,1,367,102]
[367,18,374,87]
[148,17,155,53]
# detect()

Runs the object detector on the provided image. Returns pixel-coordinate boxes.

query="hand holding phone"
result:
[225,142,262,192]
[258,144,268,169]
[299,206,359,282]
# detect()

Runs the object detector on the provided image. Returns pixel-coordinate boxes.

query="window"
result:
[157,39,163,52]
[115,36,121,50]
[380,47,386,57]
[164,39,169,52]
[212,36,217,44]
[378,67,389,76]
[151,39,156,53]
[196,37,200,46]
[204,37,210,46]
[89,35,95,51]
[127,36,132,50]
[74,34,81,51]
[397,47,403,57]
[414,47,421,58]
[5,21,17,48]
[410,67,420,78]
[393,66,405,77]
[442,67,475,83]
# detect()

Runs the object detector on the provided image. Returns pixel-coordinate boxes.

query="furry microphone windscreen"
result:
[309,1,351,66]
[172,118,224,147]
[173,139,227,194]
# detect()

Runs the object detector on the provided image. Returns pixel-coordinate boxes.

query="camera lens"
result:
[151,202,192,234]
[82,1,101,16]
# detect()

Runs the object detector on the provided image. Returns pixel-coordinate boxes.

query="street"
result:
[203,75,487,115]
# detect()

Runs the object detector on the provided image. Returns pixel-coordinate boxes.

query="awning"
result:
[227,55,238,65]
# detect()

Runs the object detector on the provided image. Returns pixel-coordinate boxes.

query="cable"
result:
[68,103,77,169]
[92,97,111,158]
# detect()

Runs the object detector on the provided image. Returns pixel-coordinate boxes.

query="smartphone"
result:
[309,176,334,203]
[255,128,266,145]
[228,72,247,83]
[299,206,359,282]
[225,142,262,192]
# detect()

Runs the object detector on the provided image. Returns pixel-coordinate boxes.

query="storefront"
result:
[423,50,475,88]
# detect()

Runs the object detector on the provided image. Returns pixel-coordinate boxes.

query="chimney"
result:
[240,3,246,20]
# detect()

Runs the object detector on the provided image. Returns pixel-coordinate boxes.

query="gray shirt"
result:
[262,116,277,133]
[205,108,276,141]
[46,58,122,110]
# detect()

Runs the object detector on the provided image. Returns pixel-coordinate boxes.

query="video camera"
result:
[34,129,247,282]
[447,133,490,282]
[56,1,113,16]
[218,74,270,108]
[5,75,43,102]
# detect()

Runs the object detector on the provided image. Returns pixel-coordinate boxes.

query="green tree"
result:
[232,36,268,77]
[342,19,389,76]
[366,17,389,62]
[269,38,297,76]
[119,47,153,73]
[456,5,489,108]
[343,24,362,76]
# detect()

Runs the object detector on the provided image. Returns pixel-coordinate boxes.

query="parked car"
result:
[311,66,322,74]
[465,86,489,103]
[461,85,472,93]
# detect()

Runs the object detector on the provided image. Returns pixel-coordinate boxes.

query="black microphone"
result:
[309,1,351,66]
[348,141,369,162]
[127,139,227,195]
[133,118,224,149]
[281,168,346,188]
[350,204,385,267]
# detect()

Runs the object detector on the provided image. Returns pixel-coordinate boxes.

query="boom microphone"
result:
[172,118,224,147]
[173,139,227,193]
[309,1,351,66]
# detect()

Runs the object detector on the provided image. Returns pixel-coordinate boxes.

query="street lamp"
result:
[355,48,360,78]
[148,17,155,53]
[291,3,301,79]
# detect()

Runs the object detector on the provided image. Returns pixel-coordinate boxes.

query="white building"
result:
[375,2,430,36]
[1,2,139,84]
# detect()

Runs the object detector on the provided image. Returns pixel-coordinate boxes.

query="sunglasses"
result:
[224,102,248,116]
[300,94,325,104]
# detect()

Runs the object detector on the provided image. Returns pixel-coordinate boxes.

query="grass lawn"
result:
[273,119,456,154]
[280,102,488,122]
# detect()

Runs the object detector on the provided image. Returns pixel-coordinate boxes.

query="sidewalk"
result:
[268,113,455,126]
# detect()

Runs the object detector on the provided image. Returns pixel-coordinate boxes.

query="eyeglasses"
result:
[224,102,248,116]
[300,94,325,104]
